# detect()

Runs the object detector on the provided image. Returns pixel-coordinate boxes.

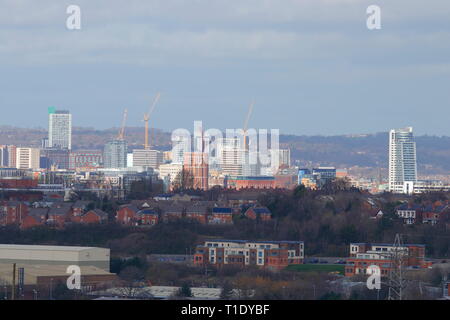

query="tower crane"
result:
[243,101,254,151]
[117,109,128,140]
[144,92,161,149]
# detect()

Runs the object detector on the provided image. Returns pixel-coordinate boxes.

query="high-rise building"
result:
[0,146,8,167]
[217,137,245,176]
[132,149,163,169]
[389,127,417,194]
[104,140,127,169]
[48,108,72,150]
[183,152,209,190]
[0,145,17,168]
[16,148,40,170]
[172,138,191,164]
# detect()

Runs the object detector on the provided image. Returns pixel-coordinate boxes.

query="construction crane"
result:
[117,109,128,140]
[243,101,254,151]
[144,92,161,149]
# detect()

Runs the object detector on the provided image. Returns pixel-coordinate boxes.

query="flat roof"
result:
[205,239,303,244]
[0,244,104,251]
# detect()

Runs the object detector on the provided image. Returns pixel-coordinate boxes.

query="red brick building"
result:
[194,239,304,270]
[21,207,48,229]
[81,209,108,224]
[244,206,272,221]
[0,201,29,226]
[116,204,140,226]
[47,203,72,228]
[183,152,209,191]
[225,176,275,190]
[345,242,427,277]
[185,204,209,224]
[208,207,233,224]
[136,209,159,225]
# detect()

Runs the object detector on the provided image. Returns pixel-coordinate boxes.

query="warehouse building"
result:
[0,244,111,272]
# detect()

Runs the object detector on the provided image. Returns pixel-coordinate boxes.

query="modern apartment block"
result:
[104,140,127,169]
[345,242,427,277]
[16,148,40,170]
[48,108,72,150]
[217,137,245,176]
[388,127,417,194]
[194,239,304,270]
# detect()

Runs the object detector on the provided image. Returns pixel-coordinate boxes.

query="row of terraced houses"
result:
[0,200,108,229]
[115,199,272,226]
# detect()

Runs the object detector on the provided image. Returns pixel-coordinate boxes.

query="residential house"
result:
[244,206,272,221]
[185,203,209,224]
[116,204,140,226]
[0,201,29,226]
[136,209,159,226]
[208,207,233,224]
[81,209,109,224]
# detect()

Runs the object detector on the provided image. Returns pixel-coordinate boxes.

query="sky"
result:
[0,0,449,136]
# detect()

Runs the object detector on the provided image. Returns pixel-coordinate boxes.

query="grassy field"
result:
[285,264,345,275]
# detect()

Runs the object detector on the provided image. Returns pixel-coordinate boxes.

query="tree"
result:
[220,280,234,300]
[177,282,193,298]
[173,169,194,191]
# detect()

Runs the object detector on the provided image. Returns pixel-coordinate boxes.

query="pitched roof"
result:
[137,209,158,216]
[252,207,271,214]
[72,200,90,209]
[118,204,139,213]
[87,209,108,219]
[212,207,232,214]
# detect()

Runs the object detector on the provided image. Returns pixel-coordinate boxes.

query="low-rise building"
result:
[244,206,272,221]
[116,204,140,226]
[208,207,233,224]
[345,242,427,277]
[81,209,109,224]
[194,239,304,270]
[136,209,159,225]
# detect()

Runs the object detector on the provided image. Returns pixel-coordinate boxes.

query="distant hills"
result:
[1,126,449,175]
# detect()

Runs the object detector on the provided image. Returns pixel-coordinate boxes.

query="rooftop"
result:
[0,244,102,251]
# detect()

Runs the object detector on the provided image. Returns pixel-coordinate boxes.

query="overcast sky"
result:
[1,0,449,136]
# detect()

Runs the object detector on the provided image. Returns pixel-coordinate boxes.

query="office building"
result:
[217,137,245,176]
[389,127,418,194]
[48,108,72,150]
[158,163,183,188]
[69,150,103,170]
[0,146,8,167]
[40,148,70,170]
[104,140,127,169]
[16,148,40,170]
